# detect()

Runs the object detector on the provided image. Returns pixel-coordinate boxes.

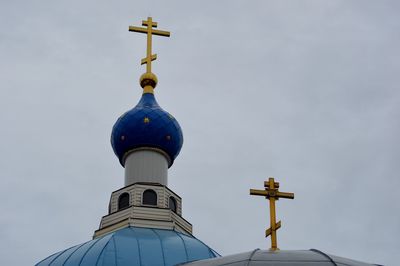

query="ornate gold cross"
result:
[129,17,170,74]
[250,177,294,251]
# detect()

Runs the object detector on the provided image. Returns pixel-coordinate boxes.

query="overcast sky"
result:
[1,1,399,265]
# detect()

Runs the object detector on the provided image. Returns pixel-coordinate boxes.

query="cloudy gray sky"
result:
[1,1,399,265]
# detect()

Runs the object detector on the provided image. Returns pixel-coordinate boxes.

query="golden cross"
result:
[129,17,170,74]
[250,177,294,251]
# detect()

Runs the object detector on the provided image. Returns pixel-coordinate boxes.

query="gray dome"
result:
[183,249,381,266]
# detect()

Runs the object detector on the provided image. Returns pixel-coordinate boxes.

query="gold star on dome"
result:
[143,117,150,123]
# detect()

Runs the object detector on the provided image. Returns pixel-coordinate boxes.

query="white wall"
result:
[124,150,168,186]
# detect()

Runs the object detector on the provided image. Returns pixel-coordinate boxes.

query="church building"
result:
[36,17,381,266]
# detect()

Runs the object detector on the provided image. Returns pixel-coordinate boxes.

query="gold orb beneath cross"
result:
[140,72,158,89]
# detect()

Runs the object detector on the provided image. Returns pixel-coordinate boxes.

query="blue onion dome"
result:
[111,87,183,167]
[36,227,219,266]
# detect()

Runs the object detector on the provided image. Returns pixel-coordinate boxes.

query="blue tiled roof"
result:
[36,227,219,266]
[111,93,183,167]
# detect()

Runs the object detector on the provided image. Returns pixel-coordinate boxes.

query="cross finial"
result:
[250,177,294,251]
[129,17,170,93]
